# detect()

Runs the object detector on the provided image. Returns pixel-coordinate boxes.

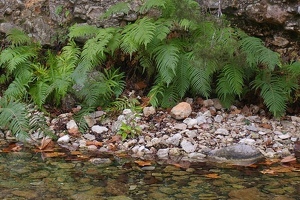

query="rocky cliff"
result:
[0,0,299,60]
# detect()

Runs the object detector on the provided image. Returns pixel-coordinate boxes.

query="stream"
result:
[0,146,299,200]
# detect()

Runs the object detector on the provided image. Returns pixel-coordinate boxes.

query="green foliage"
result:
[76,68,125,108]
[117,122,142,141]
[100,2,131,20]
[0,97,30,140]
[109,96,141,112]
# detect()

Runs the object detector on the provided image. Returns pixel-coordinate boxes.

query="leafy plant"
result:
[117,121,142,141]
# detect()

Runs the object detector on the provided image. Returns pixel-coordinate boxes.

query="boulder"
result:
[208,144,264,166]
[170,102,192,120]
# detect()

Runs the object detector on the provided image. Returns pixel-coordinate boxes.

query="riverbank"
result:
[2,98,299,165]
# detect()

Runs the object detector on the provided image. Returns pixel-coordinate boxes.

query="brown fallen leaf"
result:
[106,135,121,143]
[2,143,23,152]
[38,137,54,150]
[86,140,103,147]
[230,109,241,115]
[134,160,152,167]
[260,123,272,129]
[205,173,221,179]
[281,155,296,163]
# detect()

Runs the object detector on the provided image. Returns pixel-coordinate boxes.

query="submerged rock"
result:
[208,144,264,166]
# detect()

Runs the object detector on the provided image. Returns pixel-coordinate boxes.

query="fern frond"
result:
[240,36,281,70]
[189,62,212,98]
[148,76,166,107]
[6,28,32,46]
[109,96,140,112]
[100,2,130,19]
[218,63,244,96]
[121,17,156,55]
[29,81,51,108]
[4,70,33,100]
[68,24,99,39]
[153,43,180,84]
[251,74,287,117]
[0,46,37,73]
[154,18,172,41]
[0,97,30,140]
[174,54,191,98]
[139,0,166,14]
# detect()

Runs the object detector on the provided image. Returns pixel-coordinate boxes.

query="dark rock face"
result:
[0,0,299,59]
[208,144,264,166]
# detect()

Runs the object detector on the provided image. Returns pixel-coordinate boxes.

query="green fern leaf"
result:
[189,64,212,98]
[139,0,166,14]
[6,28,32,46]
[29,81,51,108]
[4,70,33,100]
[100,2,130,19]
[121,17,156,53]
[0,98,30,140]
[240,36,281,70]
[251,74,287,117]
[218,63,244,96]
[68,24,99,39]
[153,43,180,84]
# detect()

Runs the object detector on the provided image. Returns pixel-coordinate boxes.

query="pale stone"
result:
[239,138,256,145]
[91,125,108,134]
[174,123,187,130]
[180,139,196,153]
[83,133,96,140]
[156,148,169,159]
[183,118,198,128]
[143,106,156,117]
[57,135,70,143]
[212,98,223,110]
[166,133,182,146]
[214,115,223,123]
[215,128,229,135]
[66,120,78,130]
[202,99,214,107]
[170,102,192,120]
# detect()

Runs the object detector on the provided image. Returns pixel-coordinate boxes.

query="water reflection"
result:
[0,151,299,200]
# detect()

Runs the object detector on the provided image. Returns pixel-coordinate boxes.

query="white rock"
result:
[278,133,291,139]
[66,120,78,130]
[246,125,258,132]
[215,128,229,135]
[166,133,182,146]
[79,139,87,148]
[91,125,108,134]
[143,106,156,117]
[123,109,132,115]
[185,130,197,138]
[174,123,187,130]
[87,145,97,151]
[57,135,70,143]
[188,152,206,160]
[239,138,256,145]
[183,118,198,128]
[214,115,223,123]
[83,133,96,141]
[196,115,207,124]
[291,116,300,122]
[156,148,169,159]
[181,139,196,153]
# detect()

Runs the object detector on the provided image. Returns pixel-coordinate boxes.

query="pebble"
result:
[57,135,70,143]
[91,125,108,134]
[181,139,196,153]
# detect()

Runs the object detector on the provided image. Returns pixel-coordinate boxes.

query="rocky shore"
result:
[3,98,300,166]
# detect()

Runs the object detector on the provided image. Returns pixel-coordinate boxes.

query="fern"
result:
[153,43,180,85]
[240,36,281,70]
[6,28,32,46]
[0,97,30,140]
[121,17,156,56]
[68,24,99,40]
[100,2,130,20]
[139,0,167,14]
[251,73,287,117]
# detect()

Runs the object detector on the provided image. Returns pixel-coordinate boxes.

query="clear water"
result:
[0,149,299,200]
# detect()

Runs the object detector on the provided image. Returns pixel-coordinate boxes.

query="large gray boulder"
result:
[207,144,264,166]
